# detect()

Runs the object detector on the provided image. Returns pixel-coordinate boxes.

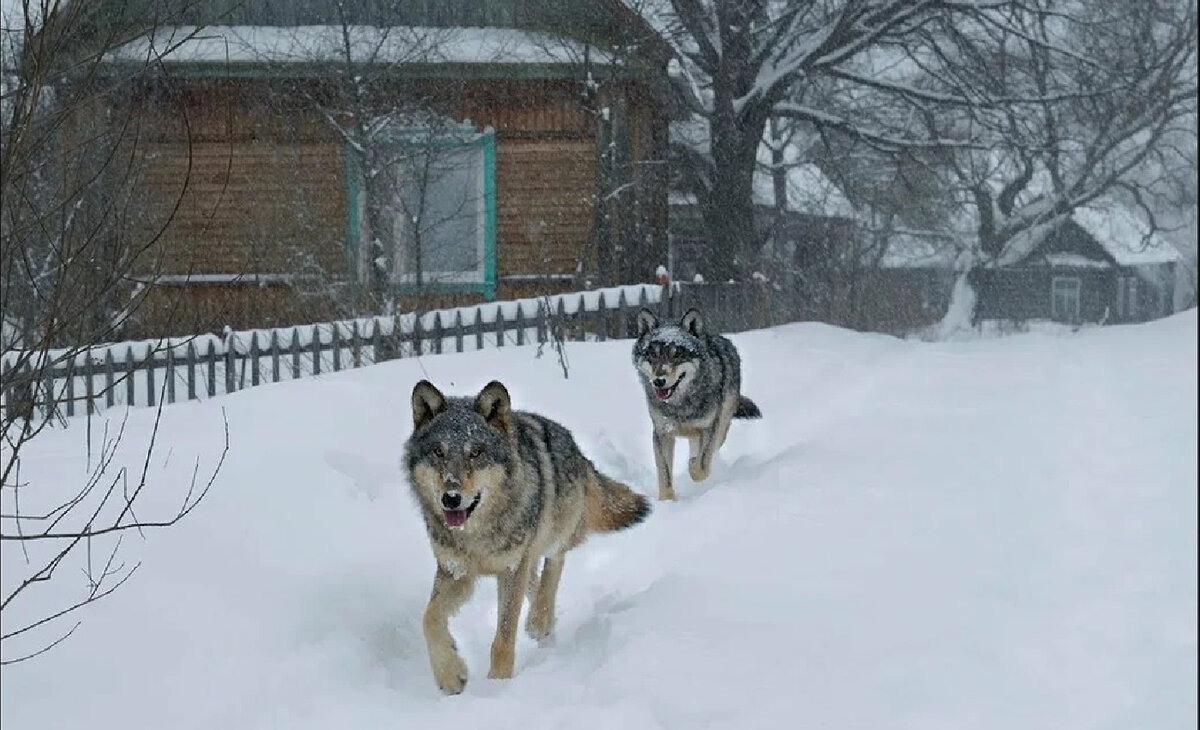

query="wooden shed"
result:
[972,206,1182,326]
[89,0,671,337]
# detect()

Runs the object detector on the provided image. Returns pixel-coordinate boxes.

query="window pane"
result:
[392,143,484,283]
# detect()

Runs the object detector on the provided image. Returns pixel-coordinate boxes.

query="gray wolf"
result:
[403,379,651,694]
[632,307,762,501]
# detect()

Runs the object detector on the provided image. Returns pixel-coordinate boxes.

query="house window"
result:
[1050,276,1081,323]
[346,127,497,299]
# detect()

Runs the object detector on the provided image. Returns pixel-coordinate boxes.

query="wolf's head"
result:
[632,308,706,404]
[404,380,513,531]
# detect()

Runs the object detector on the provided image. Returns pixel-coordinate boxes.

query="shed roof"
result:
[1071,206,1182,267]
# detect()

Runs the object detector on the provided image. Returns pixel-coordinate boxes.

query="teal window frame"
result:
[344,126,497,300]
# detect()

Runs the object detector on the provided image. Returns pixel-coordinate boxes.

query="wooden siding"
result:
[137,141,347,276]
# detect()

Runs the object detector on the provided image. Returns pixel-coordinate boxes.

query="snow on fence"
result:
[2,283,684,423]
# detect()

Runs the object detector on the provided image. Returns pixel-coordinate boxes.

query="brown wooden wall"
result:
[120,74,667,337]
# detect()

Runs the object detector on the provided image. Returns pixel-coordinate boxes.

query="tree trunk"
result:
[702,112,762,281]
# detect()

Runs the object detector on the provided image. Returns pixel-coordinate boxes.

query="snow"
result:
[879,232,959,269]
[1072,205,1183,266]
[106,26,614,68]
[3,312,1196,729]
[1042,253,1113,269]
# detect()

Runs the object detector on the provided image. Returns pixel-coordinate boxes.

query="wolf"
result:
[403,379,651,695]
[632,307,762,501]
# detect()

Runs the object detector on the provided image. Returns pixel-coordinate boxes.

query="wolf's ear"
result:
[637,308,659,337]
[680,308,704,336]
[474,380,512,434]
[412,380,447,432]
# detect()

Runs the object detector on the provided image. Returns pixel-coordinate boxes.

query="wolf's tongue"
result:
[444,509,467,527]
[655,387,671,400]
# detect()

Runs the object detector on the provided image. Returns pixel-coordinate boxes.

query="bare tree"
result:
[2,0,225,663]
[643,0,1008,281]
[912,0,1198,325]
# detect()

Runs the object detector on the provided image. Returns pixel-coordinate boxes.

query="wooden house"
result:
[84,0,671,337]
[972,206,1182,326]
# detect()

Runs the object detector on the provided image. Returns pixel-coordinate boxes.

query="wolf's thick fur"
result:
[632,307,761,500]
[403,379,650,694]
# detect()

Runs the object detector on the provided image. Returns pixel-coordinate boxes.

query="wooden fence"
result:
[4,282,780,423]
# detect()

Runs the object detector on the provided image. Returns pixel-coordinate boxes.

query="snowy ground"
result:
[2,311,1196,730]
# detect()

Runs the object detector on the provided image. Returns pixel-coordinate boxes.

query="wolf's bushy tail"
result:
[734,395,762,419]
[586,473,651,533]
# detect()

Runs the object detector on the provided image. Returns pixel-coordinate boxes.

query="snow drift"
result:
[2,312,1196,730]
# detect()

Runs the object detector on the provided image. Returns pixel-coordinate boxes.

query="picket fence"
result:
[2,283,701,423]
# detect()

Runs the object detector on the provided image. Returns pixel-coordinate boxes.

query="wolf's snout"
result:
[652,377,666,388]
[441,491,462,510]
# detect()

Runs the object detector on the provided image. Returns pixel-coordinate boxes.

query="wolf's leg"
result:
[691,394,738,481]
[525,552,566,644]
[423,567,475,695]
[653,430,677,501]
[489,555,535,679]
[687,433,707,481]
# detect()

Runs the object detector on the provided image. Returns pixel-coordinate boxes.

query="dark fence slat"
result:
[125,346,136,406]
[453,311,464,353]
[146,346,156,408]
[291,329,302,378]
[332,323,342,372]
[311,325,321,376]
[166,345,176,404]
[495,304,506,347]
[84,350,95,416]
[65,357,75,418]
[270,330,281,383]
[473,308,484,350]
[250,332,261,386]
[351,321,362,368]
[186,342,197,401]
[105,349,116,408]
[432,312,444,355]
[206,340,217,398]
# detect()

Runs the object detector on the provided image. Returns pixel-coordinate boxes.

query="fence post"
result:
[332,323,342,372]
[224,332,237,395]
[432,312,444,355]
[84,348,95,416]
[597,292,608,341]
[270,330,281,383]
[250,332,262,385]
[412,314,424,357]
[105,349,116,408]
[515,304,525,346]
[205,340,217,397]
[453,311,464,353]
[166,345,176,405]
[311,325,321,376]
[125,345,136,406]
[291,329,301,378]
[555,297,567,343]
[351,321,362,369]
[494,304,505,347]
[146,345,156,408]
[473,308,484,351]
[186,342,197,401]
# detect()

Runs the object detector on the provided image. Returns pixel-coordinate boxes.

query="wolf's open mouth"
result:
[443,493,481,529]
[654,377,683,401]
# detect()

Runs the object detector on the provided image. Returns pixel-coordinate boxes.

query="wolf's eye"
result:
[467,444,482,459]
[433,444,446,459]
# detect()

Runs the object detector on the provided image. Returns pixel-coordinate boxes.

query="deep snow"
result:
[2,312,1196,729]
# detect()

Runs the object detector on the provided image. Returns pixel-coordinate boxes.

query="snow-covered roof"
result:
[106,26,614,67]
[751,162,857,218]
[1071,205,1182,266]
[1041,252,1112,269]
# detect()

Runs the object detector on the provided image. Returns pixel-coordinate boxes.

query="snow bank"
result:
[2,311,1195,729]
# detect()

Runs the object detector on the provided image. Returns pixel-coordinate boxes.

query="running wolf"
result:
[404,379,651,694]
[632,307,762,501]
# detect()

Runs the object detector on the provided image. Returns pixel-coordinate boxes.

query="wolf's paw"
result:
[658,485,677,501]
[688,458,709,482]
[525,612,556,646]
[432,652,468,695]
